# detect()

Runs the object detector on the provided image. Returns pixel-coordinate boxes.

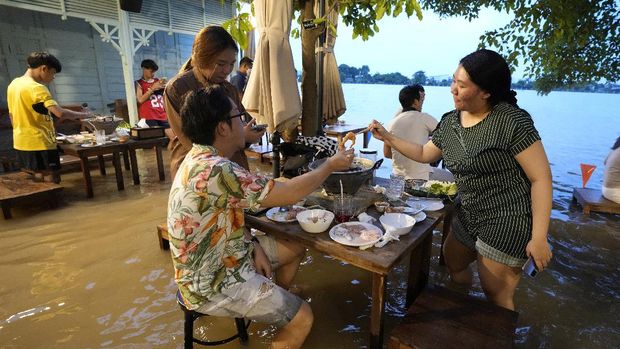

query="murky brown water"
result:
[1,149,619,348]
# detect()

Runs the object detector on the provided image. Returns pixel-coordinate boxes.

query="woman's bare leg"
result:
[442,232,477,285]
[477,255,522,310]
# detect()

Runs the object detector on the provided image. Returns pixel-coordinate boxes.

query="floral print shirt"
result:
[168,144,274,310]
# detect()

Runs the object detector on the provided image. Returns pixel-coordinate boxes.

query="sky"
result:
[286,7,524,80]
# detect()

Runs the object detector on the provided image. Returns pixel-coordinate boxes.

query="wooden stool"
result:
[572,188,620,215]
[177,291,250,348]
[157,224,170,250]
[388,286,518,349]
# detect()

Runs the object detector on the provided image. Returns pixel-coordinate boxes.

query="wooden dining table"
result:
[244,204,441,349]
[323,123,371,148]
[58,137,167,197]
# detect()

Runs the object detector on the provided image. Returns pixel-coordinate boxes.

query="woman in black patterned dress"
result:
[368,49,553,310]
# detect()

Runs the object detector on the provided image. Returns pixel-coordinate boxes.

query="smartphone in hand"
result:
[522,257,539,277]
[251,124,268,131]
[522,244,553,277]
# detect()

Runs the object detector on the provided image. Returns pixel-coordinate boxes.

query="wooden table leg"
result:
[439,206,454,266]
[112,152,124,191]
[155,145,165,181]
[97,155,106,175]
[129,149,140,185]
[406,232,432,307]
[122,149,130,170]
[370,273,386,349]
[1,200,12,219]
[79,156,94,198]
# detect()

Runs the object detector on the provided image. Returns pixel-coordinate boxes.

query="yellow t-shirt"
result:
[7,76,58,150]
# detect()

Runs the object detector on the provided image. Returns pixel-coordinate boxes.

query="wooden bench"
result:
[0,172,63,219]
[572,188,620,215]
[388,286,518,349]
[157,223,170,250]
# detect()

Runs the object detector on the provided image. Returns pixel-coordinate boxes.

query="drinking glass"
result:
[333,195,354,223]
[95,129,106,145]
[386,174,405,201]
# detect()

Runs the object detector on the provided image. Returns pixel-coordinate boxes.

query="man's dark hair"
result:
[612,136,620,150]
[180,85,233,145]
[27,52,62,73]
[240,57,253,67]
[399,84,425,109]
[141,59,159,71]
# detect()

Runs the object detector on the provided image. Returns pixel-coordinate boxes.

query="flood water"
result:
[1,88,620,348]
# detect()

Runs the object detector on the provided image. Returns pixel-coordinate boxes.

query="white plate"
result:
[80,143,97,148]
[406,198,444,212]
[329,222,383,247]
[266,206,306,223]
[384,206,424,215]
[412,211,427,224]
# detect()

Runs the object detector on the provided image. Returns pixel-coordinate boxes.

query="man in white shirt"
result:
[385,84,441,180]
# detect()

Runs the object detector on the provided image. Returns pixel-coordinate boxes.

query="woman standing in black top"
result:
[368,49,553,310]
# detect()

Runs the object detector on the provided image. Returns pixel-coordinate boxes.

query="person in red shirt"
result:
[135,59,174,140]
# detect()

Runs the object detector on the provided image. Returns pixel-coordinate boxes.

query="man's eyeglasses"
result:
[226,111,251,123]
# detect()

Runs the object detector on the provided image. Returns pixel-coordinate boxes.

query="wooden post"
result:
[117,5,139,126]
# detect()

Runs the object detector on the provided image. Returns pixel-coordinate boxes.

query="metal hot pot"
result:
[308,157,383,195]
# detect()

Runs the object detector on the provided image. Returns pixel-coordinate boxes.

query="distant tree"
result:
[421,0,620,94]
[360,65,370,76]
[372,72,410,84]
[411,70,427,85]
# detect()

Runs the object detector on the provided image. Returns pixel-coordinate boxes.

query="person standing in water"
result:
[368,49,553,310]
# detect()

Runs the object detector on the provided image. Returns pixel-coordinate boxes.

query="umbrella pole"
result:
[271,131,281,178]
[317,0,326,136]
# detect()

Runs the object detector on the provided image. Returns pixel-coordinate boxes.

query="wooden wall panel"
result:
[0,6,197,114]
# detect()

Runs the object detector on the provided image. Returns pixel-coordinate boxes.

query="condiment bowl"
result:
[374,201,390,213]
[379,213,416,236]
[297,209,334,233]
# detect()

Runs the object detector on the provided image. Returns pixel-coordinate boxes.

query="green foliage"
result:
[338,0,423,40]
[222,1,254,50]
[421,0,620,94]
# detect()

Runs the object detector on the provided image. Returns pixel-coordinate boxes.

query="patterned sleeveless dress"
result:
[431,103,541,266]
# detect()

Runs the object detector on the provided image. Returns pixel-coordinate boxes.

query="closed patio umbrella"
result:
[317,1,346,125]
[242,0,301,133]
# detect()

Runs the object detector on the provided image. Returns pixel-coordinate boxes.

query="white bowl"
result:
[379,213,416,236]
[296,209,335,233]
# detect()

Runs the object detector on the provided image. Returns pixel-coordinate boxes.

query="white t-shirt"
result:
[604,147,620,188]
[386,110,438,180]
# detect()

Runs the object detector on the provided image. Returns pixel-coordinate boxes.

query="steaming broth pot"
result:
[308,157,383,195]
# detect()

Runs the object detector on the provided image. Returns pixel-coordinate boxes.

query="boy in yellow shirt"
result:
[7,52,90,183]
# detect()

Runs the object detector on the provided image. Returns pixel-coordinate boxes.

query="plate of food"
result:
[384,205,425,215]
[329,222,383,247]
[405,179,457,200]
[406,198,444,212]
[266,205,306,223]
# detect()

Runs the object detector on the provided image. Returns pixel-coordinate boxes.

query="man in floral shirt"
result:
[168,85,353,349]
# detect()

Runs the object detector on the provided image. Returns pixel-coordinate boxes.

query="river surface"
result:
[1,85,619,348]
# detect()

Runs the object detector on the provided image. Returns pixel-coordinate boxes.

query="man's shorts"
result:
[16,149,61,172]
[195,235,303,328]
[144,119,170,128]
